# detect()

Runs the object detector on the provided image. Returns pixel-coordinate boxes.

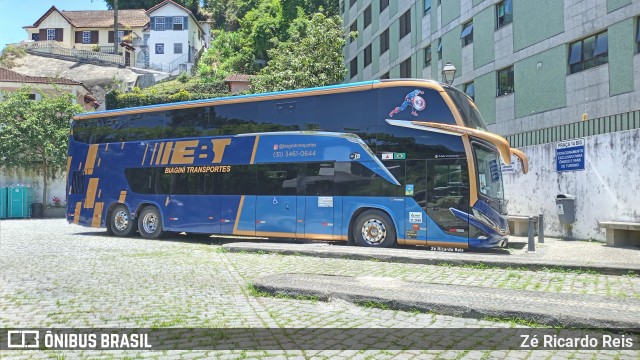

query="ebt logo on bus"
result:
[145,138,232,166]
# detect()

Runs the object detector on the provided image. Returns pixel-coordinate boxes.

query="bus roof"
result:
[74,79,448,121]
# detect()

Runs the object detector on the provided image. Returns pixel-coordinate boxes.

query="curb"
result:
[222,242,640,276]
[253,273,640,330]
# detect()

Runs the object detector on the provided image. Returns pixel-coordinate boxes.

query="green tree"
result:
[251,12,346,93]
[0,87,83,206]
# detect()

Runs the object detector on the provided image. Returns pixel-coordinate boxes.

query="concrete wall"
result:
[0,168,66,207]
[504,128,640,241]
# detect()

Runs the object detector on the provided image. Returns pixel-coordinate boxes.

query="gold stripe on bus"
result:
[66,156,72,177]
[155,142,165,165]
[73,202,82,224]
[141,144,149,165]
[439,90,466,127]
[105,143,109,151]
[412,122,512,165]
[84,178,99,209]
[511,148,529,174]
[149,143,158,165]
[91,202,104,227]
[165,196,170,206]
[84,144,99,175]
[427,241,469,249]
[161,142,173,164]
[401,239,427,246]
[119,191,127,203]
[97,158,101,168]
[250,136,260,164]
[97,189,101,199]
[73,84,375,121]
[232,196,245,235]
[461,135,479,207]
[78,162,83,171]
[121,142,125,149]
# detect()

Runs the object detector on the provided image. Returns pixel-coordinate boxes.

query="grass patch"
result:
[482,316,555,328]
[246,283,271,297]
[356,300,391,310]
[245,283,319,302]
[210,246,229,253]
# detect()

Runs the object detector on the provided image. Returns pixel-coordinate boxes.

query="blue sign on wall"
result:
[556,138,585,172]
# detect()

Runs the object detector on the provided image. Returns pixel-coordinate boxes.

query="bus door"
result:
[403,160,428,244]
[426,159,470,247]
[302,162,336,240]
[167,172,220,234]
[255,164,299,237]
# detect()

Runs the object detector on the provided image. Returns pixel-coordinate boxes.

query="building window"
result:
[380,72,390,79]
[424,45,431,67]
[464,81,475,101]
[82,31,91,44]
[32,33,39,41]
[155,43,164,54]
[400,57,411,78]
[497,66,514,96]
[350,21,357,43]
[568,31,608,74]
[155,17,165,31]
[437,38,442,60]
[350,57,358,78]
[117,30,124,43]
[173,17,183,31]
[364,44,372,67]
[174,43,183,54]
[47,29,56,41]
[461,21,473,46]
[425,0,431,14]
[380,0,389,12]
[400,10,411,40]
[350,0,356,8]
[637,18,640,53]
[364,6,372,29]
[380,28,390,54]
[496,0,513,29]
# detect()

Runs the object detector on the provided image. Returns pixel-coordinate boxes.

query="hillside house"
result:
[0,67,99,111]
[22,0,207,74]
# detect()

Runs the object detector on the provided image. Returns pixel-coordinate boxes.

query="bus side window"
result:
[205,165,256,195]
[303,163,335,196]
[166,108,209,138]
[256,164,298,196]
[71,171,86,194]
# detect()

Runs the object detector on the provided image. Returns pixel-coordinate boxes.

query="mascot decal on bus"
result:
[388,89,426,117]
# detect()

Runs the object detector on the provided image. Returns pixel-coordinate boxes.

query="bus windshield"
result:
[473,143,504,201]
[444,88,488,131]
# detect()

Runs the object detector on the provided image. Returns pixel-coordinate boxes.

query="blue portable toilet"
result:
[8,185,34,218]
[0,187,7,219]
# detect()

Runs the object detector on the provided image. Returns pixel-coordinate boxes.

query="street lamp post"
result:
[441,62,457,85]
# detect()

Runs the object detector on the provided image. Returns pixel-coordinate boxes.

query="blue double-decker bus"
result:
[67,79,528,249]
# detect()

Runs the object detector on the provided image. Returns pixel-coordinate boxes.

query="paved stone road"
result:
[1,219,639,359]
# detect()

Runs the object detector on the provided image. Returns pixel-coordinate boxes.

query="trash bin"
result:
[8,185,34,218]
[555,194,575,224]
[0,187,7,219]
[32,202,43,218]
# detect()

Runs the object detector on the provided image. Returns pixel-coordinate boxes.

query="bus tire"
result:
[108,204,136,237]
[138,206,165,239]
[353,210,396,248]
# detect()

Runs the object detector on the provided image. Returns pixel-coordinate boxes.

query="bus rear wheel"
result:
[353,210,396,248]
[108,204,137,237]
[138,206,165,239]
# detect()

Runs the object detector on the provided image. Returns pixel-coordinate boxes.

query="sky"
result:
[0,0,108,50]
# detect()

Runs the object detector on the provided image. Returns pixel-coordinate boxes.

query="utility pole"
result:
[113,0,119,55]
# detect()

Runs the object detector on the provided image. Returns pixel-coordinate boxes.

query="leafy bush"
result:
[177,71,190,83]
[0,45,27,68]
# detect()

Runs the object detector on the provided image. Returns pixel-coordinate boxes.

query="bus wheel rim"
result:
[362,219,386,245]
[143,213,158,234]
[114,210,129,231]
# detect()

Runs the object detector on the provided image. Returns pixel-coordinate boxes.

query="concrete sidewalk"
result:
[222,236,640,275]
[253,273,640,329]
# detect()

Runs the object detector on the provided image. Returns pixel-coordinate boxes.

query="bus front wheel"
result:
[138,206,165,239]
[353,210,396,248]
[108,204,137,237]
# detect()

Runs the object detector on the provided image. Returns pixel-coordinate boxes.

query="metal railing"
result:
[506,110,640,148]
[12,41,123,65]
